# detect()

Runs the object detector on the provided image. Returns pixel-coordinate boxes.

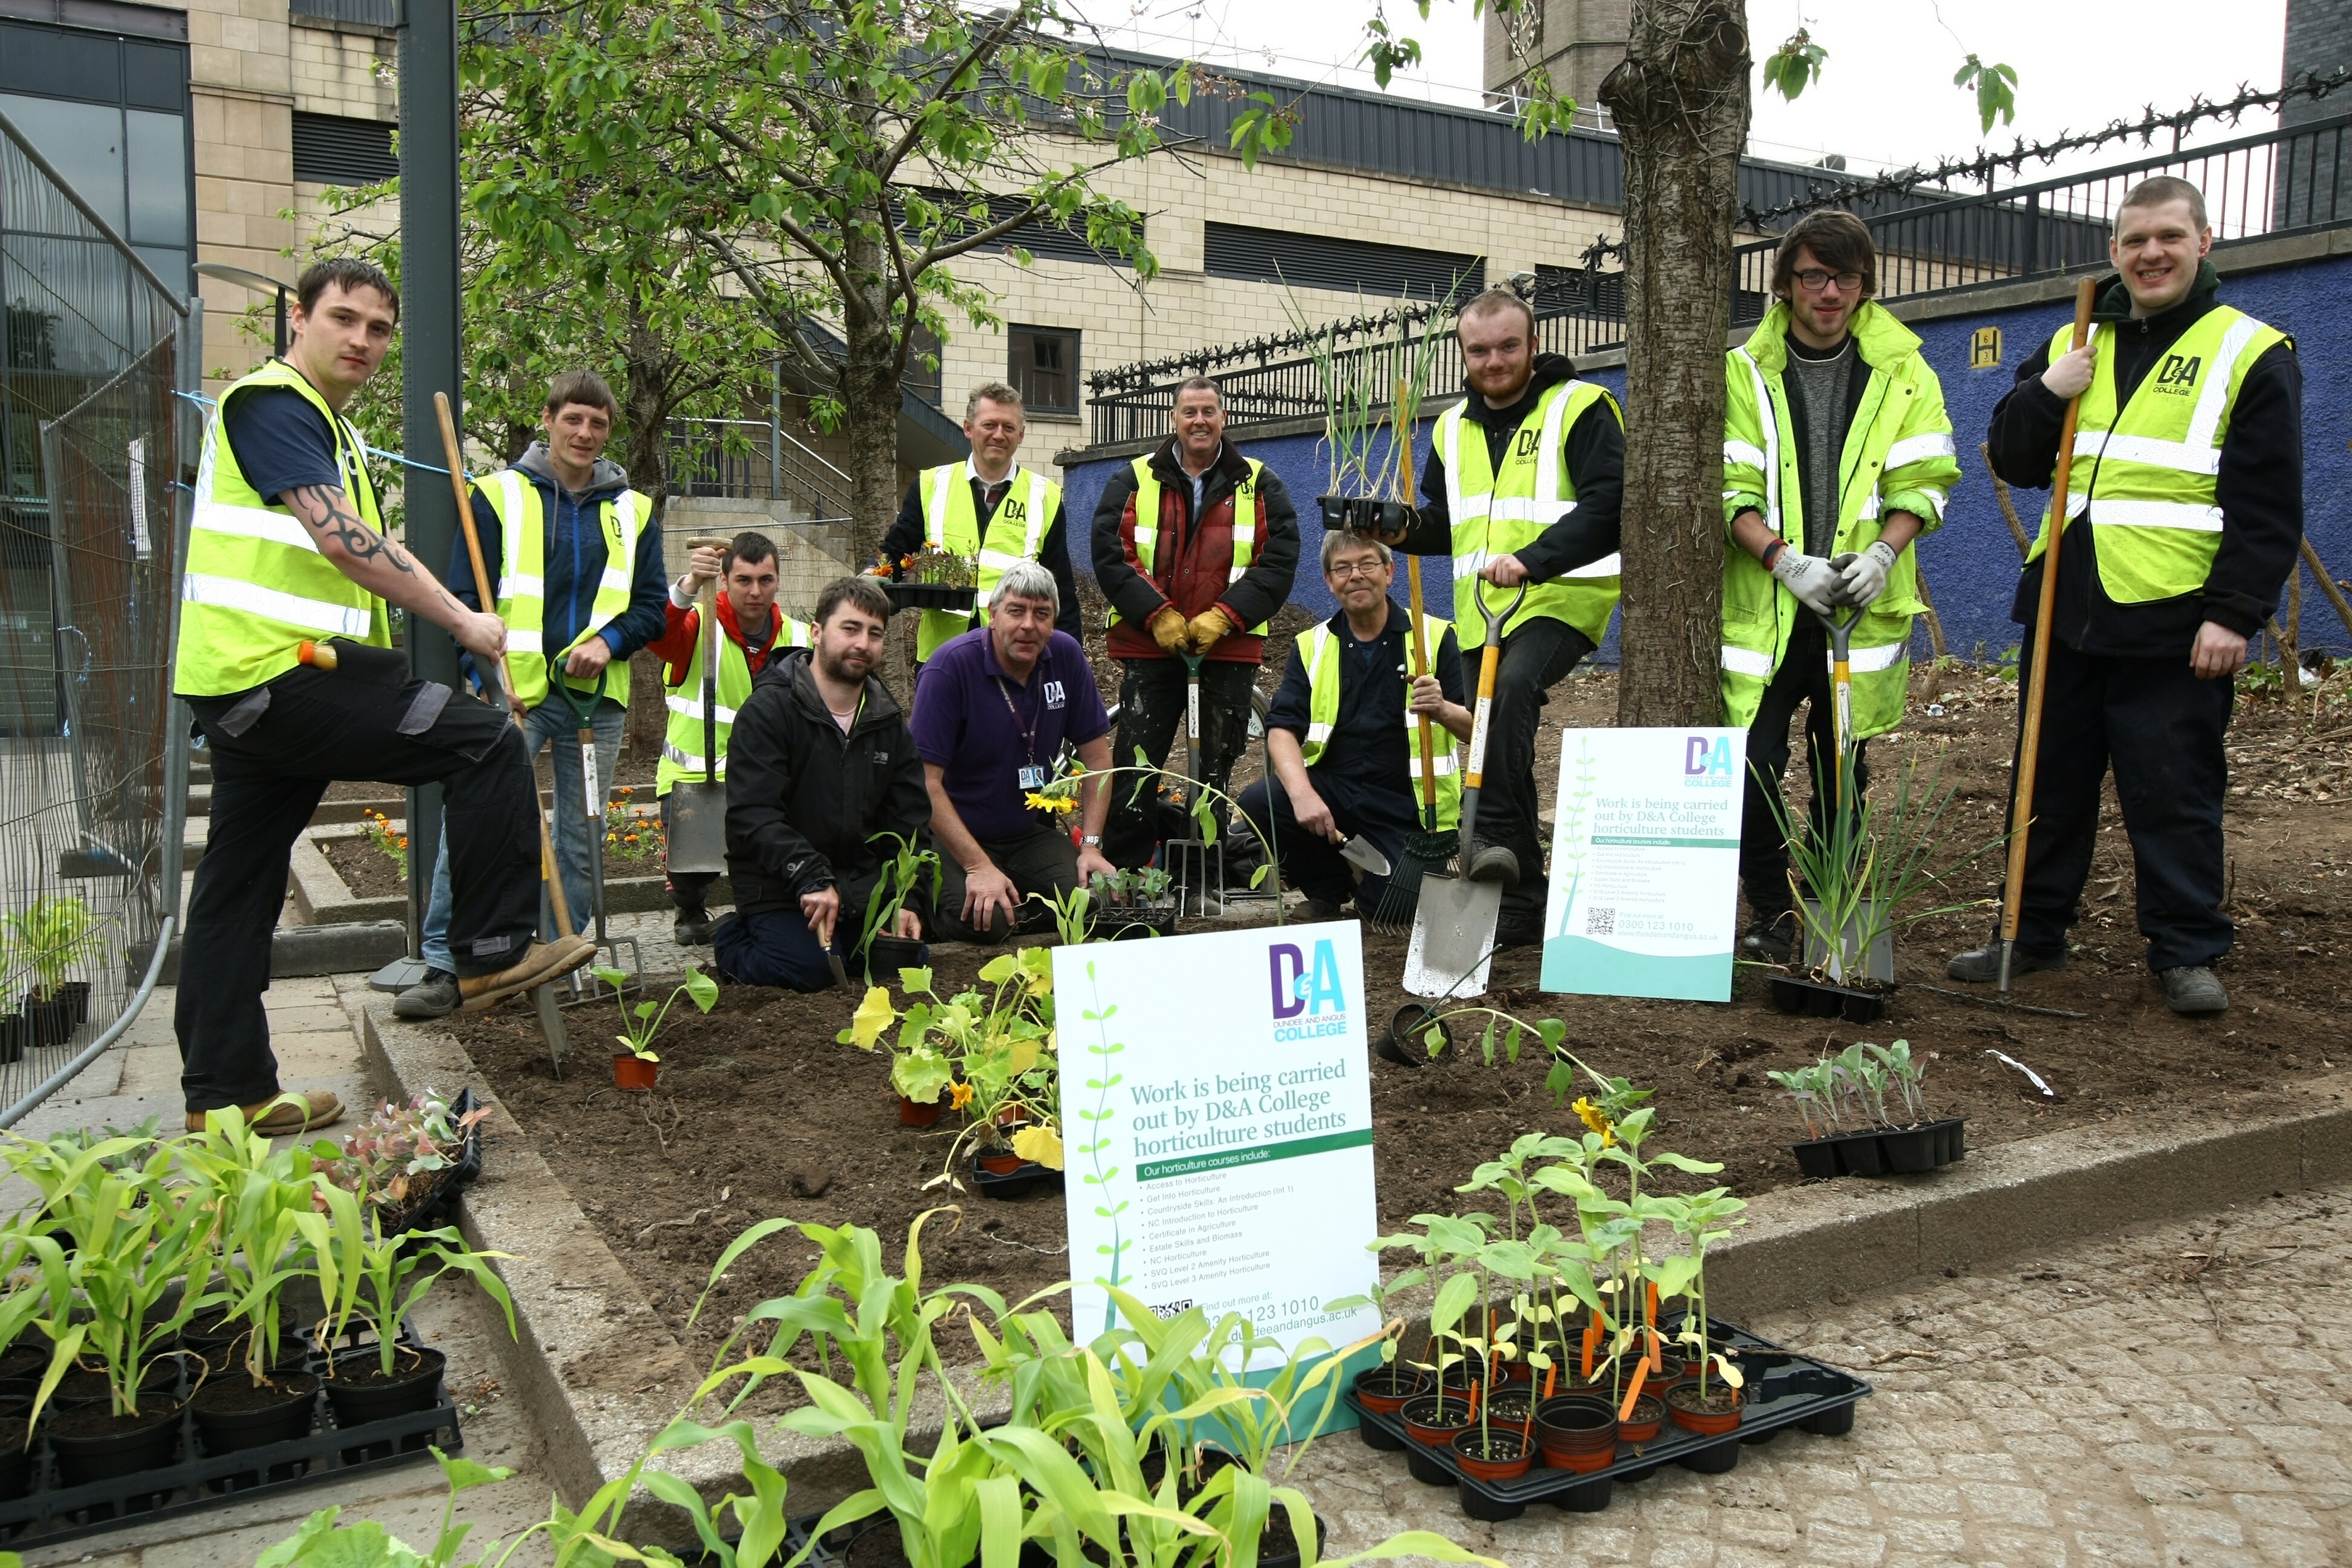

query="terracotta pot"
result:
[1482,1389,1534,1426]
[1400,1393,1474,1448]
[1665,1381,1742,1437]
[1617,1393,1666,1444]
[1534,1395,1618,1473]
[1490,1358,1535,1386]
[614,1053,658,1091]
[979,1150,1024,1175]
[1351,1366,1429,1416]
[1449,1427,1533,1482]
[898,1095,941,1127]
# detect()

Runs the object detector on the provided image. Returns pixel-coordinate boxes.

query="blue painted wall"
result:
[1061,253,2352,661]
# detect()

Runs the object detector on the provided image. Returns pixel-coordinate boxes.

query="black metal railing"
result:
[666,417,854,525]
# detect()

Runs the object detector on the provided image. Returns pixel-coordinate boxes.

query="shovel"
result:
[1403,581,1524,1000]
[663,536,735,876]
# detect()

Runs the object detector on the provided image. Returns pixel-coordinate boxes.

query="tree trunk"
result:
[1600,0,1751,728]
[622,305,673,519]
[839,226,902,570]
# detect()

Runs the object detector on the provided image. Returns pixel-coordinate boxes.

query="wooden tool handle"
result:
[1999,275,2099,950]
[1396,375,1440,816]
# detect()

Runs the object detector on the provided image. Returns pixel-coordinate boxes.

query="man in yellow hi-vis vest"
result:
[1369,288,1625,948]
[1238,531,1471,919]
[396,369,667,1020]
[1950,176,2304,1016]
[173,258,584,1135]
[880,382,1080,661]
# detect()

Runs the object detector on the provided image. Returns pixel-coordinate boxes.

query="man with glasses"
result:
[1239,531,1471,919]
[1721,211,1961,963]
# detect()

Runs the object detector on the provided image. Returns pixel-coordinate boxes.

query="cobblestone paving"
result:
[1300,1183,2352,1567]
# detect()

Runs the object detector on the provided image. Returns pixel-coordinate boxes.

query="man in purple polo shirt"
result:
[912,560,1115,941]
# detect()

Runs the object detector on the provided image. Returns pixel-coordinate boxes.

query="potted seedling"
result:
[1281,285,1458,536]
[856,831,936,984]
[319,1090,490,1236]
[839,980,953,1126]
[187,1135,324,1458]
[4,894,110,1048]
[1086,865,1178,938]
[1773,1040,1964,1178]
[1326,1267,1433,1441]
[885,545,979,613]
[1654,1186,1750,1463]
[596,965,717,1091]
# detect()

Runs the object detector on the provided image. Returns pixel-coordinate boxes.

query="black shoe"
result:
[1466,843,1520,889]
[1739,917,1794,966]
[674,908,717,945]
[1493,911,1545,950]
[2159,965,2229,1016]
[1946,935,2067,984]
[1295,896,1350,923]
[391,968,459,1020]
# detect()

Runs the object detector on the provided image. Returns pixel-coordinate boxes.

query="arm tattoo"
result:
[285,483,417,576]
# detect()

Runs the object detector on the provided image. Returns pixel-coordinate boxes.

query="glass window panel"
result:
[124,110,186,247]
[1008,326,1077,414]
[123,41,184,111]
[132,245,186,296]
[0,94,126,232]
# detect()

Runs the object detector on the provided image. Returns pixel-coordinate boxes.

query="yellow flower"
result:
[1024,791,1077,816]
[1011,1124,1064,1170]
[949,1081,975,1111]
[1573,1097,1617,1147]
[849,985,896,1049]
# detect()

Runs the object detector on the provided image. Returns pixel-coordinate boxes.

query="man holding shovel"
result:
[174,258,581,1132]
[1719,212,1960,964]
[1948,177,2303,1015]
[395,369,668,1018]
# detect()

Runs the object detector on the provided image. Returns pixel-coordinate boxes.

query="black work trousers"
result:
[1236,767,1419,912]
[177,664,539,1113]
[1475,616,1595,930]
[2002,633,2234,971]
[1102,658,1259,872]
[1740,620,1871,920]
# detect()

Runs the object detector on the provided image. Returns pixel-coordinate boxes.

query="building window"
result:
[293,112,397,186]
[1009,326,1079,415]
[1203,223,1484,302]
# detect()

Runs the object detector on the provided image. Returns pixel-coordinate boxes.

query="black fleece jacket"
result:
[1400,353,1625,578]
[723,649,931,921]
[1986,264,2304,656]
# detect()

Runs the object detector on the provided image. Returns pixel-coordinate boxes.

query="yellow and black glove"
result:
[1185,608,1232,655]
[1149,604,1191,655]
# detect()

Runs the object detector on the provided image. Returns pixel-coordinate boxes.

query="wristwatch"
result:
[1081,834,1103,847]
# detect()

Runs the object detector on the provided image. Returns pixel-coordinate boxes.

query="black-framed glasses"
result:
[1327,558,1387,579]
[1794,269,1864,294]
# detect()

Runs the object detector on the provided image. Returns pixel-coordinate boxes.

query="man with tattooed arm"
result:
[173,258,592,1136]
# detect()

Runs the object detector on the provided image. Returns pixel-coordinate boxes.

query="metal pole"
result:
[769,359,783,502]
[273,288,286,359]
[388,0,463,988]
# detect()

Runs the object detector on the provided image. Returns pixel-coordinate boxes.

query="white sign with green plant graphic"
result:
[1055,921,1381,1366]
[1540,727,1744,1002]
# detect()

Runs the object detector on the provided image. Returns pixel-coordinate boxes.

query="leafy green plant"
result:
[1089,865,1172,907]
[1654,1186,1749,1405]
[181,1106,330,1387]
[319,1092,486,1217]
[2,894,108,1001]
[858,830,941,960]
[1029,883,1096,947]
[593,964,718,1063]
[1762,29,1827,100]
[300,1181,517,1379]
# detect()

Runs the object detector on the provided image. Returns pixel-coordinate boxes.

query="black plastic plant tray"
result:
[885,581,976,613]
[970,1153,1062,1199]
[380,1087,486,1241]
[1344,1319,1869,1522]
[0,1333,463,1548]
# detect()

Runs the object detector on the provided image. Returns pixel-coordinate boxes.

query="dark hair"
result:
[1457,287,1535,338]
[295,257,398,320]
[544,369,617,417]
[2119,175,2208,232]
[1771,211,1878,300]
[1173,375,1222,405]
[814,574,891,629]
[724,531,777,574]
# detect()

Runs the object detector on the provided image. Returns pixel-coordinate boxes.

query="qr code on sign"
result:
[1585,907,1617,936]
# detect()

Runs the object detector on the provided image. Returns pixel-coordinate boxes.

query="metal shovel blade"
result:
[1402,870,1500,999]
[664,783,727,875]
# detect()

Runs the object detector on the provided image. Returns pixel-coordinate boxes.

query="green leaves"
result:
[1761,30,1829,103]
[1954,55,2020,134]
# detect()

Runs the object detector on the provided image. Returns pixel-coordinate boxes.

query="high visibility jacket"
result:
[2025,305,2289,605]
[174,361,389,698]
[912,462,1061,661]
[1434,380,1622,649]
[657,607,809,794]
[1120,456,1268,634]
[481,467,650,711]
[1720,301,1960,740]
[1296,613,1462,830]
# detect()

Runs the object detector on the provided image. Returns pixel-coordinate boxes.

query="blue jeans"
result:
[714,908,928,992]
[423,696,625,971]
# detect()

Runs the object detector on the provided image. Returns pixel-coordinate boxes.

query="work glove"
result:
[1149,604,1190,655]
[1770,547,1844,616]
[1185,608,1233,654]
[1834,541,1898,609]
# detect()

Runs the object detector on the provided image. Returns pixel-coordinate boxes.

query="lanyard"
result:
[994,672,1040,766]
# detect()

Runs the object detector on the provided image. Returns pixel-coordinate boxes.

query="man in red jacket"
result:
[1090,377,1301,879]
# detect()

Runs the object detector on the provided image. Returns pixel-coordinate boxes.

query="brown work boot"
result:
[458,935,597,1013]
[184,1089,344,1135]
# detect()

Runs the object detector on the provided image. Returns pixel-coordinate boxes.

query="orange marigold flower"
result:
[948,1081,974,1110]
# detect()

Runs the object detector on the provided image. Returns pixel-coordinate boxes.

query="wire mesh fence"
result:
[0,105,195,1124]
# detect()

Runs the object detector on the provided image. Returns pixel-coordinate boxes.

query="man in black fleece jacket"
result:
[1951,176,2303,1015]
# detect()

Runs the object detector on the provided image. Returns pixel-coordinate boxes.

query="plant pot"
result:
[25,988,82,1048]
[862,935,927,985]
[1617,1392,1666,1444]
[0,1342,46,1394]
[1402,1440,1453,1486]
[1449,1427,1534,1482]
[613,1053,658,1092]
[1766,971,1890,1024]
[1534,1395,1617,1472]
[322,1345,445,1453]
[1937,1116,1967,1164]
[978,1150,1024,1175]
[1665,1381,1743,1437]
[0,1010,23,1063]
[1547,1472,1615,1513]
[897,1095,942,1127]
[49,1397,182,1485]
[1251,1506,1329,1568]
[52,1362,178,1410]
[1832,1129,1887,1177]
[1879,1122,1942,1173]
[1352,1365,1429,1416]
[969,1151,1061,1199]
[1376,1003,1454,1067]
[1482,1389,1535,1426]
[1400,1393,1475,1449]
[1789,1136,1842,1179]
[0,1426,27,1501]
[192,1371,319,1452]
[1799,900,1894,984]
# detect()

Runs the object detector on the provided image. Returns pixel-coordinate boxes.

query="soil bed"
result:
[449,665,2352,1392]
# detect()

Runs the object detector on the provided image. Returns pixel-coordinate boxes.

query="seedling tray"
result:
[0,1330,462,1548]
[971,1153,1062,1199]
[1344,1319,1869,1522]
[1767,972,1889,1024]
[379,1087,486,1240]
[885,581,976,613]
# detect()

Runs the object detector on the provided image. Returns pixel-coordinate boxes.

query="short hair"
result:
[814,575,891,629]
[1457,287,1535,338]
[990,558,1058,614]
[544,369,617,418]
[724,531,777,574]
[295,257,397,321]
[965,381,1024,421]
[1321,529,1393,573]
[1173,375,1222,407]
[2118,175,2208,232]
[1771,211,1877,299]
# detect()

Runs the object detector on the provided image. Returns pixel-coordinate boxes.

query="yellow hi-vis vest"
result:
[2025,304,2290,605]
[1720,300,1961,740]
[1297,612,1462,830]
[656,606,810,794]
[1110,456,1269,634]
[174,361,389,697]
[481,467,649,711]
[1434,380,1623,650]
[913,462,1062,661]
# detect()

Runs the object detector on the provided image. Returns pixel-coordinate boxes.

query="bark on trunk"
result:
[622,305,673,519]
[840,219,902,571]
[1600,0,1752,729]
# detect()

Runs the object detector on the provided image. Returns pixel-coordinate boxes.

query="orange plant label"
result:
[1581,1316,1600,1379]
[1617,1359,1649,1422]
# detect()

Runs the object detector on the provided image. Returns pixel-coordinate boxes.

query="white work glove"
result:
[1835,541,1899,608]
[1770,548,1844,615]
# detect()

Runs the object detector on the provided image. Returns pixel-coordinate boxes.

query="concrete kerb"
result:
[344,976,2352,1527]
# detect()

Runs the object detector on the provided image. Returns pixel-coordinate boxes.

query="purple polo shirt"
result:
[911,627,1111,843]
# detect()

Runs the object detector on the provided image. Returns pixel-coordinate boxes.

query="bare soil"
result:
[322,836,407,899]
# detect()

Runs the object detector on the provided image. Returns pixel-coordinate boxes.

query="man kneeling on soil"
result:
[714,576,930,989]
[912,559,1116,942]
